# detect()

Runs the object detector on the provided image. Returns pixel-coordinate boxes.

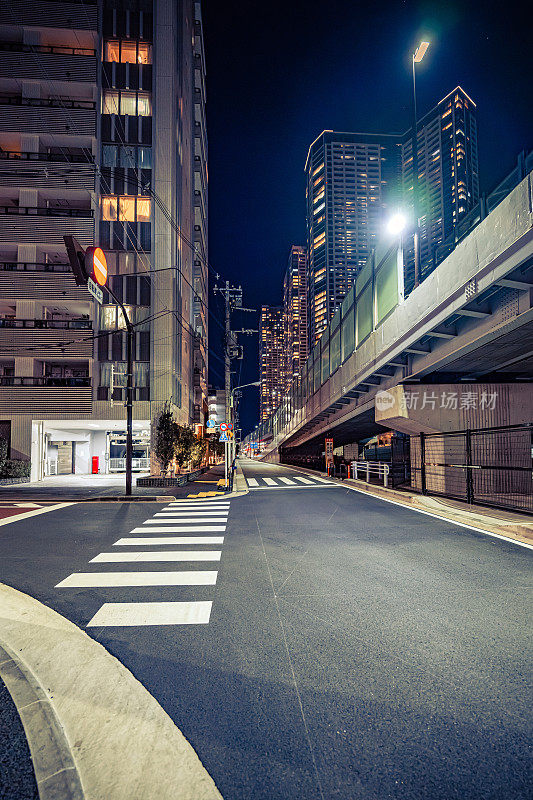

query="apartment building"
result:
[0,0,207,478]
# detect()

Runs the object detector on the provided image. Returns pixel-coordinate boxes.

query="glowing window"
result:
[137,93,152,116]
[120,92,137,116]
[136,197,151,222]
[118,196,136,221]
[102,91,119,115]
[105,40,120,62]
[121,41,137,63]
[101,196,117,221]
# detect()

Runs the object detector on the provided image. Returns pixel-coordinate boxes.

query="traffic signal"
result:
[64,236,108,287]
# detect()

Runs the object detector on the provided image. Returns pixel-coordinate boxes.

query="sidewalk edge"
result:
[0,583,223,800]
[0,641,84,800]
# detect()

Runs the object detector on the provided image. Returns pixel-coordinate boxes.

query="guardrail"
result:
[109,458,150,472]
[350,461,390,488]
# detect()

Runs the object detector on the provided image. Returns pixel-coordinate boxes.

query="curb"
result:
[0,583,223,800]
[278,463,533,548]
[0,642,84,800]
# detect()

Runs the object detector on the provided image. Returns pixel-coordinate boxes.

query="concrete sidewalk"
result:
[0,583,223,800]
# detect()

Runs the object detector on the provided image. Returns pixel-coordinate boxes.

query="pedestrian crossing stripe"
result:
[245,475,337,488]
[87,601,212,627]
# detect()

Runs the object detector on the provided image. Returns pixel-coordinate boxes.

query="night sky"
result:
[202,0,532,436]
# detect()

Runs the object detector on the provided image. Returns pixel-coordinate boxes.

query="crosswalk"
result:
[245,474,336,489]
[55,499,231,628]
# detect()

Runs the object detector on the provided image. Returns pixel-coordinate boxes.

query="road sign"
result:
[86,246,108,286]
[325,438,334,465]
[226,422,234,431]
[219,432,229,442]
[220,422,229,431]
[206,419,217,428]
[87,276,104,304]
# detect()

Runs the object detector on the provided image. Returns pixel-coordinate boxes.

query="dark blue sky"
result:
[203,0,532,435]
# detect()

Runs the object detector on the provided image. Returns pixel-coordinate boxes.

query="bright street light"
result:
[413,40,430,63]
[387,212,407,236]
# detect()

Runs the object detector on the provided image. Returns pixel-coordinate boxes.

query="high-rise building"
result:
[305,130,402,345]
[259,305,285,421]
[0,0,207,478]
[402,86,479,290]
[283,245,308,389]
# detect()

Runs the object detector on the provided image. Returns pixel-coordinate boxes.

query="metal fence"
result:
[410,424,533,514]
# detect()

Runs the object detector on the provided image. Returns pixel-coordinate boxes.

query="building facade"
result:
[402,86,479,290]
[305,130,402,346]
[259,305,285,421]
[283,245,308,390]
[0,0,207,478]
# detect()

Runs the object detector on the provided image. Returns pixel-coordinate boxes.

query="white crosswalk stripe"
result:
[294,476,314,484]
[113,536,224,546]
[55,498,232,627]
[90,551,222,563]
[131,525,226,533]
[245,474,337,489]
[56,571,218,588]
[87,601,212,627]
[262,477,277,485]
[247,477,259,486]
[278,477,296,485]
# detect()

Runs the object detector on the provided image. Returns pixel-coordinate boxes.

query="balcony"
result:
[0,206,94,247]
[0,153,95,191]
[0,95,96,137]
[0,376,90,387]
[0,384,92,414]
[0,49,96,83]
[0,319,93,358]
[0,0,97,31]
[0,263,90,302]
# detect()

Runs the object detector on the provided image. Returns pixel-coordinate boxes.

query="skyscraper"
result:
[305,131,402,345]
[402,86,479,290]
[283,245,308,390]
[0,0,207,478]
[259,305,285,421]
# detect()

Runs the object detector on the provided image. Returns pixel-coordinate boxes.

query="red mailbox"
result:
[92,456,99,474]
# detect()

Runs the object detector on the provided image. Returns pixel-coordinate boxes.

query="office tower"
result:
[259,305,285,421]
[402,86,479,289]
[305,130,402,345]
[283,245,308,389]
[0,0,207,478]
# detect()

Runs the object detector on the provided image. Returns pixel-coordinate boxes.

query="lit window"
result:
[102,91,119,115]
[121,41,137,63]
[137,197,151,222]
[120,92,137,116]
[105,40,120,62]
[118,196,136,221]
[102,196,117,221]
[137,93,152,116]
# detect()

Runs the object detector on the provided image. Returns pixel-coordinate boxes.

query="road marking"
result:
[169,502,230,507]
[263,478,277,485]
[0,502,75,527]
[279,477,296,485]
[247,478,259,486]
[309,475,336,484]
[56,571,218,588]
[156,508,229,514]
[90,551,222,562]
[113,536,225,546]
[87,600,212,627]
[130,526,226,533]
[294,476,314,484]
[149,514,228,525]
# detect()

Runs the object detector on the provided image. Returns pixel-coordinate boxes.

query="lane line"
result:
[247,478,259,487]
[55,571,218,588]
[129,526,226,533]
[279,477,296,485]
[90,551,222,562]
[0,502,75,528]
[87,600,212,627]
[263,478,277,486]
[113,536,224,545]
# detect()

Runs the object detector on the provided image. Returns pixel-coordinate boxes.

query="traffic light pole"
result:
[106,285,134,497]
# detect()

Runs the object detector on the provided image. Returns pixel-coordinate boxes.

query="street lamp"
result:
[387,212,407,237]
[411,40,430,288]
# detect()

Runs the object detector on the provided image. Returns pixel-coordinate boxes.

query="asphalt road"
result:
[0,457,531,799]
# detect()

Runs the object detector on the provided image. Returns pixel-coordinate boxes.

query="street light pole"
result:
[411,40,429,289]
[230,381,260,467]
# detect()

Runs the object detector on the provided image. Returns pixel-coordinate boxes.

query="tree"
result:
[154,403,176,474]
[190,436,207,468]
[175,424,195,470]
[207,434,225,461]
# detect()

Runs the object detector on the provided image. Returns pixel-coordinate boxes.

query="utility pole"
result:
[213,282,256,485]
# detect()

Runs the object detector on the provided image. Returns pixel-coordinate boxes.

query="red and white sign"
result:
[325,438,334,465]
